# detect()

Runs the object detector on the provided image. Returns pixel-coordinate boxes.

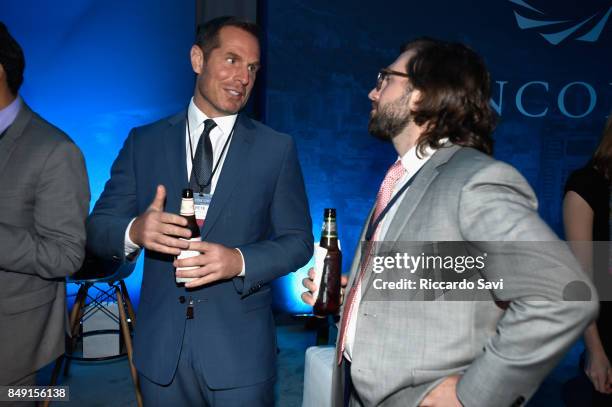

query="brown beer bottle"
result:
[176,188,201,284]
[313,208,342,316]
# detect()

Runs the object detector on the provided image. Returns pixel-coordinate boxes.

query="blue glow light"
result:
[1,1,193,306]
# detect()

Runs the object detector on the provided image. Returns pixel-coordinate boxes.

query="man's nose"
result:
[235,66,249,85]
[368,87,379,101]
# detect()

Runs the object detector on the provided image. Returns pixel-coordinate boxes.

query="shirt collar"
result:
[0,96,22,135]
[398,138,449,177]
[187,98,237,137]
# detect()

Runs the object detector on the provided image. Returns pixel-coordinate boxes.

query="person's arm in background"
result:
[564,190,612,394]
[0,139,89,278]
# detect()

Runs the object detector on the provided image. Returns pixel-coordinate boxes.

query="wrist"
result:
[129,217,142,246]
[232,248,243,277]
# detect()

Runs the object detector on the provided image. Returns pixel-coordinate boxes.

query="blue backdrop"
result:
[262,0,612,313]
[2,0,611,314]
[1,0,194,303]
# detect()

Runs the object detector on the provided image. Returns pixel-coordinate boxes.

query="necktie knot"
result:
[203,119,217,135]
[372,160,406,231]
[385,160,406,183]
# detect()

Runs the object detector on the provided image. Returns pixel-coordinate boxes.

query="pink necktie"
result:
[337,160,406,364]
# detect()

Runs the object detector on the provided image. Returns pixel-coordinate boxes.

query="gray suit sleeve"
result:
[455,161,598,406]
[0,140,90,279]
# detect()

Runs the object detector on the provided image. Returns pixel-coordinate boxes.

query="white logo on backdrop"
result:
[509,0,611,45]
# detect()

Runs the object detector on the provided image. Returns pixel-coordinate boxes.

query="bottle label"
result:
[312,243,328,301]
[321,221,337,238]
[180,198,195,216]
[176,237,201,283]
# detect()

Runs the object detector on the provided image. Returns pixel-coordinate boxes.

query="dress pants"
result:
[139,319,274,407]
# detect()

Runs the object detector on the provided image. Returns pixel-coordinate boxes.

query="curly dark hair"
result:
[402,39,496,156]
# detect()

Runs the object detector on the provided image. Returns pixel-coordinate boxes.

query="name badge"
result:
[194,192,212,221]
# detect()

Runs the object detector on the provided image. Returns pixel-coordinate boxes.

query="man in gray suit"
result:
[0,22,89,398]
[303,39,598,406]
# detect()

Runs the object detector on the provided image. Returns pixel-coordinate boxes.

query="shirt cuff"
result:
[236,248,246,277]
[124,218,141,261]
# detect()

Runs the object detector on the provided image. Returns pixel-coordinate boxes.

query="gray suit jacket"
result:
[0,102,89,384]
[332,144,598,407]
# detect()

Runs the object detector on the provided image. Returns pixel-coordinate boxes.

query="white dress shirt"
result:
[184,99,236,193]
[344,142,439,361]
[123,98,245,275]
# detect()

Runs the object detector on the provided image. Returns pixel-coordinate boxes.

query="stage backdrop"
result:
[2,1,610,314]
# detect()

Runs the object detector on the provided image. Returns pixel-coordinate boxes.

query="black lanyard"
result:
[365,166,423,241]
[186,114,235,193]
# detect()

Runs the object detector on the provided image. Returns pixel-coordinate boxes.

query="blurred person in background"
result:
[0,21,89,404]
[564,113,612,406]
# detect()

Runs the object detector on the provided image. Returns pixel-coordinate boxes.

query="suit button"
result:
[179,296,186,304]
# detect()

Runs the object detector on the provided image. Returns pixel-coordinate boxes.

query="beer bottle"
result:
[176,188,201,284]
[313,208,342,316]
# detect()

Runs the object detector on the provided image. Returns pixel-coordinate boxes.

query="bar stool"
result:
[44,253,142,407]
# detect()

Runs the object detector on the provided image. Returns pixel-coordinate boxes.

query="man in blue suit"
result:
[87,16,313,406]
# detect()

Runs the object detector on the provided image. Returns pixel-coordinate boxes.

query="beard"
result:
[368,91,413,141]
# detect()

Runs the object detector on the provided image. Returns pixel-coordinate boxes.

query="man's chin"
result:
[218,103,243,116]
[220,97,249,114]
[368,122,391,141]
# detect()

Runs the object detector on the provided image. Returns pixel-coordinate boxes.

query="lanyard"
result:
[186,114,235,193]
[365,167,423,241]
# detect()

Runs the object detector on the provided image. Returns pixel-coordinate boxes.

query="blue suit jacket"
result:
[87,111,313,388]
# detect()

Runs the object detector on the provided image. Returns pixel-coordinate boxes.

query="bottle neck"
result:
[320,217,338,249]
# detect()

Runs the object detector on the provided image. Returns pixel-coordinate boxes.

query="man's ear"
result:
[409,89,422,110]
[190,45,204,74]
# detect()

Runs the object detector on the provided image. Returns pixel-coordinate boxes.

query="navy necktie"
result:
[190,119,217,193]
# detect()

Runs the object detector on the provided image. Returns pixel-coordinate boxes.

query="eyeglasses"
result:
[376,68,410,91]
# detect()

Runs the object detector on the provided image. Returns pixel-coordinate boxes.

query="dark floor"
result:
[38,321,587,406]
[38,322,317,407]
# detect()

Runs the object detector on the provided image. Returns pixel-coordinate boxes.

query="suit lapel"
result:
[346,206,374,291]
[360,144,462,299]
[201,113,253,239]
[382,144,461,243]
[162,112,188,209]
[0,102,32,176]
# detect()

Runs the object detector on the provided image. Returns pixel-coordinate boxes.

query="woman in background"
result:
[564,113,612,406]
